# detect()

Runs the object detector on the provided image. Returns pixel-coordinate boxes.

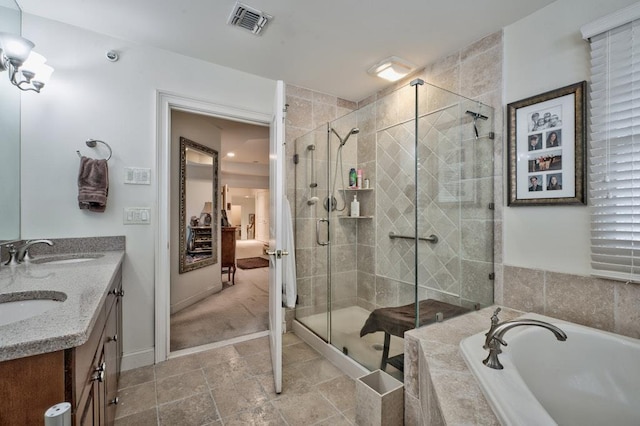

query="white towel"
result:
[282,197,297,308]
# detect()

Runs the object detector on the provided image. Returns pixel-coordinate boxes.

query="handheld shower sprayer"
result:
[325,127,360,212]
[330,127,360,147]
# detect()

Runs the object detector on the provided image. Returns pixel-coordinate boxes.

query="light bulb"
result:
[0,32,34,65]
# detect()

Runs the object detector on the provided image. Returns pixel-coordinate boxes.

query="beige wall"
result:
[170,110,223,314]
[503,0,639,275]
[498,0,640,342]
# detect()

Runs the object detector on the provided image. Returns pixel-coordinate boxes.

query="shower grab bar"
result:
[316,218,330,246]
[388,231,438,244]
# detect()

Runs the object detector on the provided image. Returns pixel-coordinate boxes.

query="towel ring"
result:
[76,139,112,161]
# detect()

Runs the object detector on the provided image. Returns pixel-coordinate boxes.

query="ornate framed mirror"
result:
[179,136,219,273]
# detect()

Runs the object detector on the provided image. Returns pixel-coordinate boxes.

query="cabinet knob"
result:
[109,397,119,405]
[92,361,106,382]
[110,288,125,297]
[108,334,118,342]
[92,370,104,383]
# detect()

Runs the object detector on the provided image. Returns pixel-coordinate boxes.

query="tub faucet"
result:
[483,318,567,370]
[16,239,54,262]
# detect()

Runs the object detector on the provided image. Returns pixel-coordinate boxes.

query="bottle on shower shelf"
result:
[350,194,360,217]
[349,168,357,188]
[357,169,363,189]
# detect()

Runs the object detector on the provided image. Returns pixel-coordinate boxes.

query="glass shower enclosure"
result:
[294,80,495,379]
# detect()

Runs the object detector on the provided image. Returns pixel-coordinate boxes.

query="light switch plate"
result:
[124,167,151,185]
[123,207,151,225]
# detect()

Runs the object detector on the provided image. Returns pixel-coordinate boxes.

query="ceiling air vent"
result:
[227,2,272,35]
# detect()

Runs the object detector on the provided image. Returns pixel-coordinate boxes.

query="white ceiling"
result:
[17,0,556,102]
[16,0,556,177]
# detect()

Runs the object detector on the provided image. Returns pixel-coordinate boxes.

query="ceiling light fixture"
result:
[0,32,53,92]
[227,152,236,157]
[367,56,415,82]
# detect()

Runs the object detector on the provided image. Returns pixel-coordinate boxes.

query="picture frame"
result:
[507,81,587,206]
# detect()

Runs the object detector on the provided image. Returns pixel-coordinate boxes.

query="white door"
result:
[268,80,285,393]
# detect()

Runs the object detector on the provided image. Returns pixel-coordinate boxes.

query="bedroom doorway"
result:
[169,112,272,354]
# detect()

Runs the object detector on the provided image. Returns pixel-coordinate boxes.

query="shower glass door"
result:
[293,81,495,381]
[326,110,362,358]
[294,124,331,341]
[415,83,495,318]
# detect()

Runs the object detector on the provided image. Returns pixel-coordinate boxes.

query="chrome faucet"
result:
[16,239,54,262]
[483,317,567,370]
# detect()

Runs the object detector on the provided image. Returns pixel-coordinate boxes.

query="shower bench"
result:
[360,299,470,372]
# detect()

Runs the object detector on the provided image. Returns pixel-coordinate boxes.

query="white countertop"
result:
[0,251,124,362]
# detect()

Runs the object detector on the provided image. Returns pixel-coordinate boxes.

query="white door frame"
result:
[155,91,270,362]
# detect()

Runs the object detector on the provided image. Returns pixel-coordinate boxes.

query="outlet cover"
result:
[124,207,151,224]
[124,167,151,185]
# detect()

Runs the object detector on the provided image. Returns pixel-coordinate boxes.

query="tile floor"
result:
[114,333,356,425]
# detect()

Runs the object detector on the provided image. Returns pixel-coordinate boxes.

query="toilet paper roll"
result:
[44,402,71,426]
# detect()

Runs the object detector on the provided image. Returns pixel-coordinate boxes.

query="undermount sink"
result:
[31,254,104,265]
[0,292,67,326]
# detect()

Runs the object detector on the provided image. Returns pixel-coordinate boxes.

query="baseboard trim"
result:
[293,320,368,380]
[171,287,218,314]
[121,348,155,371]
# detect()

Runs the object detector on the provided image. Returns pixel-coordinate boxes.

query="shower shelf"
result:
[341,188,373,191]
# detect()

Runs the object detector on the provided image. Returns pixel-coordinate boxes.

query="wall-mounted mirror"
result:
[179,137,219,273]
[0,0,22,243]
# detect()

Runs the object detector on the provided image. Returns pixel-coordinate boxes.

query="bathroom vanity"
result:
[0,247,124,425]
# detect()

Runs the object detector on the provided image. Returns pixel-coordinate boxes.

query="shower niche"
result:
[293,80,495,380]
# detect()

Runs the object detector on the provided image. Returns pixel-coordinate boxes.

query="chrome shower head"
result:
[331,127,360,147]
[341,127,359,146]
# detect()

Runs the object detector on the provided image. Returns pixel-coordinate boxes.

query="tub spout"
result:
[483,319,567,370]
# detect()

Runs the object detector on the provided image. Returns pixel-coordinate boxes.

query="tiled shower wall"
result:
[287,31,501,317]
[356,84,495,312]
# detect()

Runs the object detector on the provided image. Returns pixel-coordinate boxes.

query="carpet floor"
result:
[170,266,269,351]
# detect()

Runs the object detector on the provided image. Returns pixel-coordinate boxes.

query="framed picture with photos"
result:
[507,81,587,206]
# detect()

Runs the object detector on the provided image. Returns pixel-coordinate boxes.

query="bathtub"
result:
[460,313,640,426]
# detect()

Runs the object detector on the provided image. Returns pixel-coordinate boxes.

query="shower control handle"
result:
[316,218,329,246]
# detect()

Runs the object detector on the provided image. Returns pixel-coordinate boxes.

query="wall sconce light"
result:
[0,32,53,92]
[367,56,415,82]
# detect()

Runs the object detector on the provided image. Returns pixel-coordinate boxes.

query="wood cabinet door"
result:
[77,349,105,426]
[0,351,65,426]
[104,299,119,426]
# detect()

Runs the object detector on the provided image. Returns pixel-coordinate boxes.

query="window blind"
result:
[589,21,640,283]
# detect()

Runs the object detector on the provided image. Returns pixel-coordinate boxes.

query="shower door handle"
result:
[316,218,329,246]
[266,249,289,258]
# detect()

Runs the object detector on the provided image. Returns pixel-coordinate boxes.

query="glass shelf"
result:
[338,215,374,219]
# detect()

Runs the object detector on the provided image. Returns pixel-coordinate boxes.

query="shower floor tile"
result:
[297,306,404,380]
